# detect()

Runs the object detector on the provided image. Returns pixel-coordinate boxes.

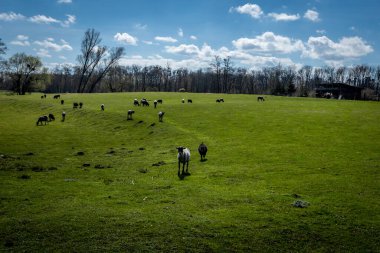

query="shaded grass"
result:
[0,92,379,252]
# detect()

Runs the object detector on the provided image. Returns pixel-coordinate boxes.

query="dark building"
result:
[315,83,363,100]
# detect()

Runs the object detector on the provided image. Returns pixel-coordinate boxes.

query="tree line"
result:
[1,30,379,97]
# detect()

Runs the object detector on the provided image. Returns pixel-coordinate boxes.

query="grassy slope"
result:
[0,92,379,252]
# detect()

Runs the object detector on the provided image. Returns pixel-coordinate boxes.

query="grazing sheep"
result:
[216,99,220,103]
[134,99,140,106]
[182,99,185,103]
[154,100,158,108]
[36,115,48,126]
[53,95,60,99]
[177,146,191,178]
[187,99,192,103]
[44,94,46,98]
[41,95,44,99]
[61,111,66,122]
[158,111,165,122]
[48,113,55,121]
[157,99,163,104]
[127,110,135,120]
[198,142,208,161]
[61,99,64,105]
[219,98,224,102]
[142,100,150,107]
[73,102,79,109]
[257,96,265,102]
[79,102,83,108]
[101,104,105,111]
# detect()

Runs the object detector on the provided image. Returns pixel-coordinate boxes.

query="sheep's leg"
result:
[185,161,190,175]
[178,161,181,177]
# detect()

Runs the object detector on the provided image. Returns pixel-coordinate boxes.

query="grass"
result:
[0,92,379,252]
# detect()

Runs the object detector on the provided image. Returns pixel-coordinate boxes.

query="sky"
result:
[1,0,379,70]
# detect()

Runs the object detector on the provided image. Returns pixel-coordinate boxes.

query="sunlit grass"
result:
[0,92,379,251]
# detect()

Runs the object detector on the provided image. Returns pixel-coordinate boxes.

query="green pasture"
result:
[0,92,379,252]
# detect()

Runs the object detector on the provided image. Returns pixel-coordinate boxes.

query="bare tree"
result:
[210,55,222,93]
[76,29,124,93]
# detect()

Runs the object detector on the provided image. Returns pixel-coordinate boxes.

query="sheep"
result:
[53,95,60,99]
[101,104,105,111]
[157,99,163,104]
[79,102,83,108]
[73,102,79,109]
[219,98,224,102]
[158,111,165,122]
[177,146,191,178]
[61,99,64,105]
[187,99,192,103]
[61,111,66,122]
[198,142,208,161]
[48,113,55,121]
[127,110,135,120]
[142,100,150,107]
[134,99,140,106]
[41,95,44,99]
[182,99,185,103]
[257,96,265,102]
[154,100,158,108]
[36,115,48,126]
[216,99,220,103]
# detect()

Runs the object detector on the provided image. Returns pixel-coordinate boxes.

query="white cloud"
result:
[190,35,197,40]
[303,36,373,61]
[59,55,67,60]
[10,35,30,46]
[36,49,52,58]
[57,0,72,3]
[0,12,25,21]
[143,40,153,45]
[165,44,200,54]
[114,32,138,45]
[17,35,29,41]
[135,23,147,30]
[304,10,320,22]
[232,32,304,54]
[316,29,326,35]
[11,40,30,46]
[178,28,184,37]
[231,3,263,19]
[268,12,300,21]
[34,38,73,51]
[154,36,178,43]
[29,15,60,24]
[61,14,76,27]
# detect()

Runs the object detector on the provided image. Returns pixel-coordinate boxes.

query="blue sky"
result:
[1,0,379,70]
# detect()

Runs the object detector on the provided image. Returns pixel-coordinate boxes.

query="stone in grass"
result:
[292,200,310,208]
[138,168,148,173]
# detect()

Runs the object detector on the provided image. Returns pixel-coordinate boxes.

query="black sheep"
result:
[198,142,208,161]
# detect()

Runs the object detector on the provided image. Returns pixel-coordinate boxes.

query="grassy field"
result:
[0,92,379,252]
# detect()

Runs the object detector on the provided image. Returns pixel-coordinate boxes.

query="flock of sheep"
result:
[37,94,223,179]
[37,94,266,179]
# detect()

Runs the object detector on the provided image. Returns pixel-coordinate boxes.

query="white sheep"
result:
[158,111,165,122]
[127,110,135,120]
[177,146,190,178]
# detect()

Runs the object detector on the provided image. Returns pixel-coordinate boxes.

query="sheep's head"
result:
[176,146,184,153]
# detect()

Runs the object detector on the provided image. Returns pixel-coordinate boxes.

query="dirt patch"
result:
[152,161,166,167]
